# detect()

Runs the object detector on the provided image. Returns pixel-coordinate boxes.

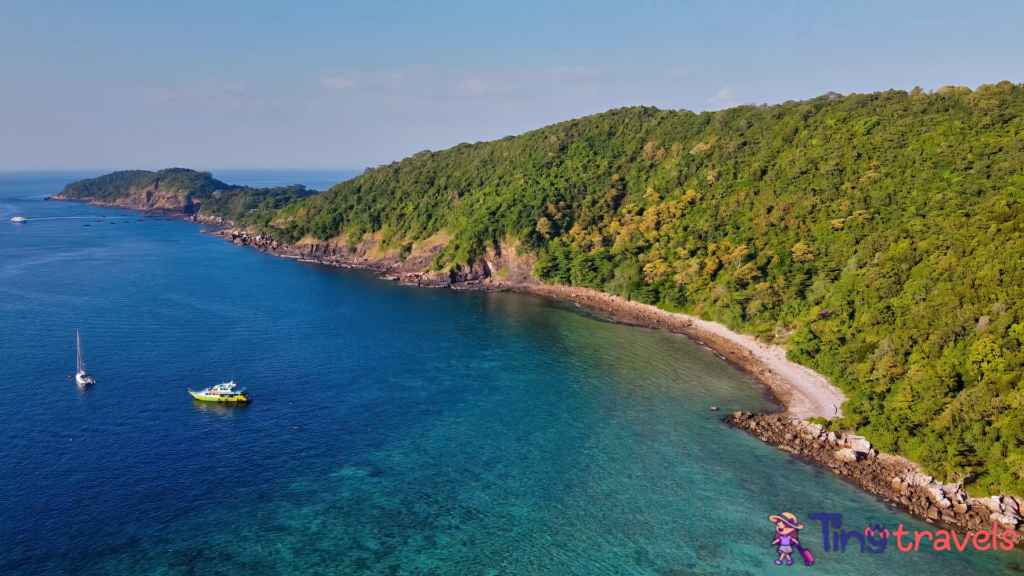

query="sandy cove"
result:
[207,226,846,419]
[210,226,851,417]
[500,283,847,420]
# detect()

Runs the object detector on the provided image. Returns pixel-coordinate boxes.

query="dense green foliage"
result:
[200,184,313,221]
[252,82,1024,496]
[61,169,314,221]
[61,169,161,201]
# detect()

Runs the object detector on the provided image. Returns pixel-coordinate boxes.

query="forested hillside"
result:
[253,82,1024,496]
[60,168,314,221]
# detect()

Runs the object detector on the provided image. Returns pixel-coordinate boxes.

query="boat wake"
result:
[14,216,115,222]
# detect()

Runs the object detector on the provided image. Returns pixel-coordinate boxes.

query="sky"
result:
[1,0,1022,171]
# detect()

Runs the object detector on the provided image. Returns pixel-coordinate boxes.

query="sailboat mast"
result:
[76,330,85,373]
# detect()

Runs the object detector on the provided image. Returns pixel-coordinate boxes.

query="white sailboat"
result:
[75,331,95,386]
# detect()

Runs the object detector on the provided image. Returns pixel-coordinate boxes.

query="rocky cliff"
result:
[211,228,537,289]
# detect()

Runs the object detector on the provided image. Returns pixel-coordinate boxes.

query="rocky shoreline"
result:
[215,227,1024,539]
[729,412,1022,541]
[214,229,853,421]
[48,194,199,217]
[208,227,507,288]
[49,204,1024,537]
[186,213,232,227]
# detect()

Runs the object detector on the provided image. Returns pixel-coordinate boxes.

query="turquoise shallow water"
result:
[0,171,1019,575]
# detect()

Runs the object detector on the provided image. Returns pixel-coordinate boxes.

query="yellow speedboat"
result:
[189,381,251,403]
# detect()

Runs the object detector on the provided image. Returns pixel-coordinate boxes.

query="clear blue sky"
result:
[2,0,1022,170]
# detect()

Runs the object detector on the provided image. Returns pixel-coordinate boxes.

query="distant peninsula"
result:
[50,168,314,222]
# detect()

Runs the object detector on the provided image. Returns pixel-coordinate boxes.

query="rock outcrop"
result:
[186,214,231,227]
[727,412,1023,541]
[50,185,198,215]
[209,228,521,288]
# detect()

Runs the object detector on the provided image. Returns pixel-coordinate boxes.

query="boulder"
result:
[835,448,861,463]
[905,473,933,487]
[991,513,1019,527]
[982,497,1003,513]
[846,435,872,452]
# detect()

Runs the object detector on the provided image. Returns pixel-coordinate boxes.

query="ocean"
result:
[0,171,1016,574]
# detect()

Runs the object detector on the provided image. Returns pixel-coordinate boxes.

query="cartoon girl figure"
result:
[769,512,803,566]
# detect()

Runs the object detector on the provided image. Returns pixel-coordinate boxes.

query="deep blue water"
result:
[0,171,1018,575]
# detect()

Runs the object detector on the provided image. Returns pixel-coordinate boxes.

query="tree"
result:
[969,336,1006,378]
[535,217,553,239]
[791,242,815,263]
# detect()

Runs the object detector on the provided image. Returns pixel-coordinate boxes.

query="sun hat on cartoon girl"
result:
[769,512,804,531]
[769,512,807,566]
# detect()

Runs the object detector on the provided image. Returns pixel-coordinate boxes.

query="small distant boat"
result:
[11,216,26,223]
[189,381,250,403]
[75,331,95,386]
